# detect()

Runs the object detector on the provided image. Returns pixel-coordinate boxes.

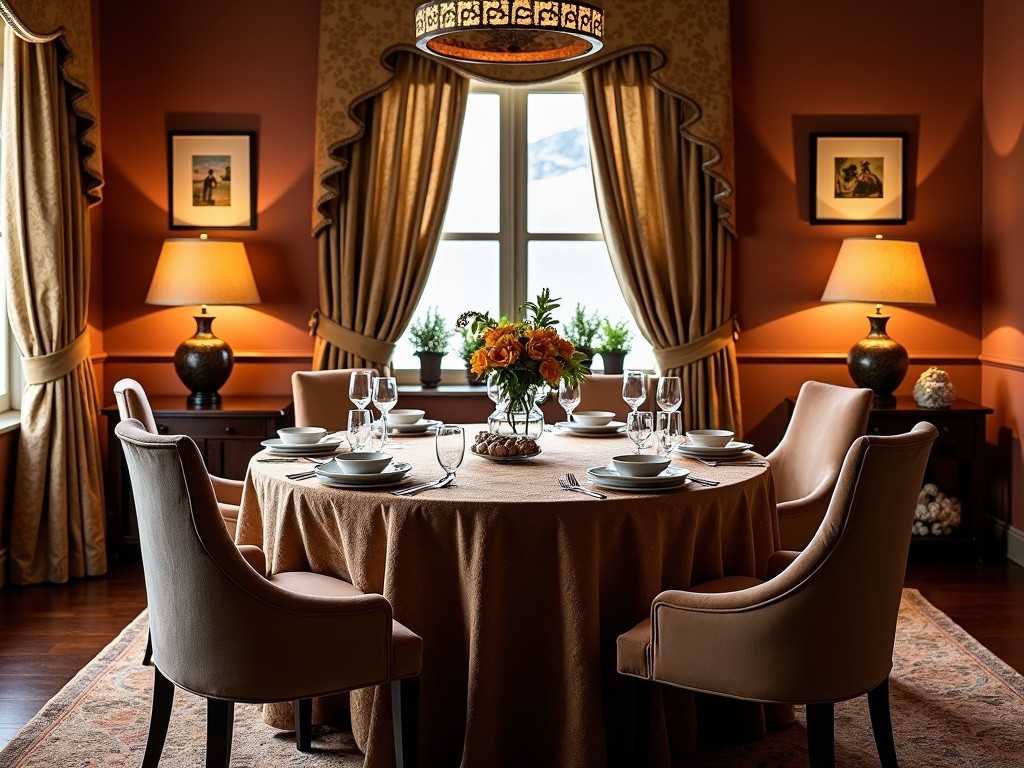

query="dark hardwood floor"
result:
[1,556,1023,751]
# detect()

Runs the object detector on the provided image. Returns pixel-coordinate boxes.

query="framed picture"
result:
[168,131,256,229]
[810,133,906,224]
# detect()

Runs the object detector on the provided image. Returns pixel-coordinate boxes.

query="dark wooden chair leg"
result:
[619,675,651,768]
[205,698,234,768]
[805,701,835,768]
[867,677,899,767]
[143,630,153,666]
[141,666,175,768]
[392,676,420,768]
[295,697,313,752]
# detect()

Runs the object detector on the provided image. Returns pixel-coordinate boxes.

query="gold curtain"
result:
[2,16,106,583]
[310,51,468,370]
[583,52,742,434]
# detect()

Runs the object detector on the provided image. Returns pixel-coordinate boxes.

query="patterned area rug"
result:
[1,589,1022,767]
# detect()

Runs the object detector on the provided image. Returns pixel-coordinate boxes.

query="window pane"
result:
[394,241,500,370]
[442,93,500,233]
[526,241,654,371]
[527,93,601,234]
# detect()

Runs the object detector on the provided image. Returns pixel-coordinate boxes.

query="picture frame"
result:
[810,133,906,224]
[168,131,256,229]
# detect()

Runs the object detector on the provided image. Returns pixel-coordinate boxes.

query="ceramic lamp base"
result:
[846,313,907,407]
[174,315,233,407]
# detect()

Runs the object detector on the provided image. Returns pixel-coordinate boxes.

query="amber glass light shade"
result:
[146,236,260,407]
[821,237,936,406]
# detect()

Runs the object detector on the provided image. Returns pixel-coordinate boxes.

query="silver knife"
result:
[390,473,455,497]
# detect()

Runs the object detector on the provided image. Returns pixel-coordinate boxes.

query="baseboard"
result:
[993,518,1024,568]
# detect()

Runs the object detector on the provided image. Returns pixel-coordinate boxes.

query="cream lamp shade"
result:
[147,236,260,407]
[414,0,604,64]
[821,236,935,406]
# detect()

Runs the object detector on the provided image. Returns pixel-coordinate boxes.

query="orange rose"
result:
[557,337,575,359]
[539,358,562,385]
[486,333,523,369]
[484,323,520,347]
[525,327,562,361]
[470,347,490,376]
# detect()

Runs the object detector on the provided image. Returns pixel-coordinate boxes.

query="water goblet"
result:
[346,409,372,452]
[349,370,373,411]
[656,376,682,413]
[626,410,654,454]
[558,380,582,423]
[655,410,683,456]
[622,370,647,413]
[435,424,465,480]
[371,376,400,449]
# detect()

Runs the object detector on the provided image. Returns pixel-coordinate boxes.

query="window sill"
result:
[0,410,21,435]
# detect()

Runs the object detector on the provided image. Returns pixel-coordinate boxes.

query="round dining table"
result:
[236,423,780,768]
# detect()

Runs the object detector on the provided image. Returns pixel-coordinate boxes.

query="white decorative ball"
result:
[913,367,956,408]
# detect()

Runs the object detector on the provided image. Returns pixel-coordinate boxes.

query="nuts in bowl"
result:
[471,432,540,459]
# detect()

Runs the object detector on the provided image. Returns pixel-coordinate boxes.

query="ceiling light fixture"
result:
[414,0,604,64]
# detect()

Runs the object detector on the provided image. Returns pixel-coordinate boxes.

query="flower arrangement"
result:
[457,289,588,433]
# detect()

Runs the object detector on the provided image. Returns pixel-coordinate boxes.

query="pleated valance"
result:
[0,0,103,203]
[313,0,734,236]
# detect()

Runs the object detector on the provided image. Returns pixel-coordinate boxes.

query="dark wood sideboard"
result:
[102,396,294,561]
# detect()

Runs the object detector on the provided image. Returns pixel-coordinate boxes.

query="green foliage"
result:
[458,325,483,365]
[408,306,454,354]
[596,318,632,354]
[565,303,602,349]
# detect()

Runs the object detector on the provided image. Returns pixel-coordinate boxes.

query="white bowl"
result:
[277,426,328,445]
[611,454,671,478]
[388,408,426,426]
[572,410,616,427]
[334,451,393,474]
[686,429,735,448]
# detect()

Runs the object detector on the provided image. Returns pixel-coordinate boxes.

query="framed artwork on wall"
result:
[810,133,906,224]
[168,131,256,229]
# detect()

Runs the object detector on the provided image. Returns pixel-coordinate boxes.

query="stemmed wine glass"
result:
[435,424,465,481]
[558,380,581,423]
[371,376,400,449]
[656,376,682,413]
[349,370,373,410]
[346,409,372,452]
[622,370,647,413]
[655,411,683,456]
[626,410,654,454]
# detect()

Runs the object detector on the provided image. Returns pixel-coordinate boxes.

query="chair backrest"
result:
[112,377,160,434]
[767,381,873,549]
[291,368,378,431]
[579,373,655,421]
[764,421,937,701]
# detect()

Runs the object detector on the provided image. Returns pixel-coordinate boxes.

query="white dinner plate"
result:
[554,421,627,435]
[261,438,345,456]
[586,464,690,492]
[314,461,413,486]
[469,445,542,462]
[673,441,754,460]
[389,419,441,435]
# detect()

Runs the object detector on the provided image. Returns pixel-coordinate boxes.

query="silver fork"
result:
[561,473,607,499]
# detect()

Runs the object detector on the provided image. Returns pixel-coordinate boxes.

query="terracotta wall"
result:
[96,1,1006,511]
[981,0,1024,532]
[97,0,322,402]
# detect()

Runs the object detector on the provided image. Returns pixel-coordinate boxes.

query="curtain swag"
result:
[22,330,91,386]
[652,317,738,373]
[308,309,397,367]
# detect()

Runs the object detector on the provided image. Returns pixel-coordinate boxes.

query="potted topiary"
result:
[408,306,454,388]
[565,303,601,371]
[458,325,485,385]
[595,318,631,375]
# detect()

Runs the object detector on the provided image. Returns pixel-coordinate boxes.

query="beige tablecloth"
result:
[237,425,780,768]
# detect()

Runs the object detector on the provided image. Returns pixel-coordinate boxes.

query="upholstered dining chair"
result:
[113,377,244,538]
[769,380,874,549]
[115,418,422,768]
[579,373,655,421]
[616,421,937,768]
[291,368,379,431]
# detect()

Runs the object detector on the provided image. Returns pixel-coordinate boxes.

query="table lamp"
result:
[146,235,261,407]
[820,235,935,406]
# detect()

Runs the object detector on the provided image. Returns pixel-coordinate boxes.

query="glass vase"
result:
[487,385,545,440]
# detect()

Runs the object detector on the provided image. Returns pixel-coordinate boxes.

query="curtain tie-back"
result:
[653,317,737,372]
[308,309,396,366]
[22,331,91,385]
